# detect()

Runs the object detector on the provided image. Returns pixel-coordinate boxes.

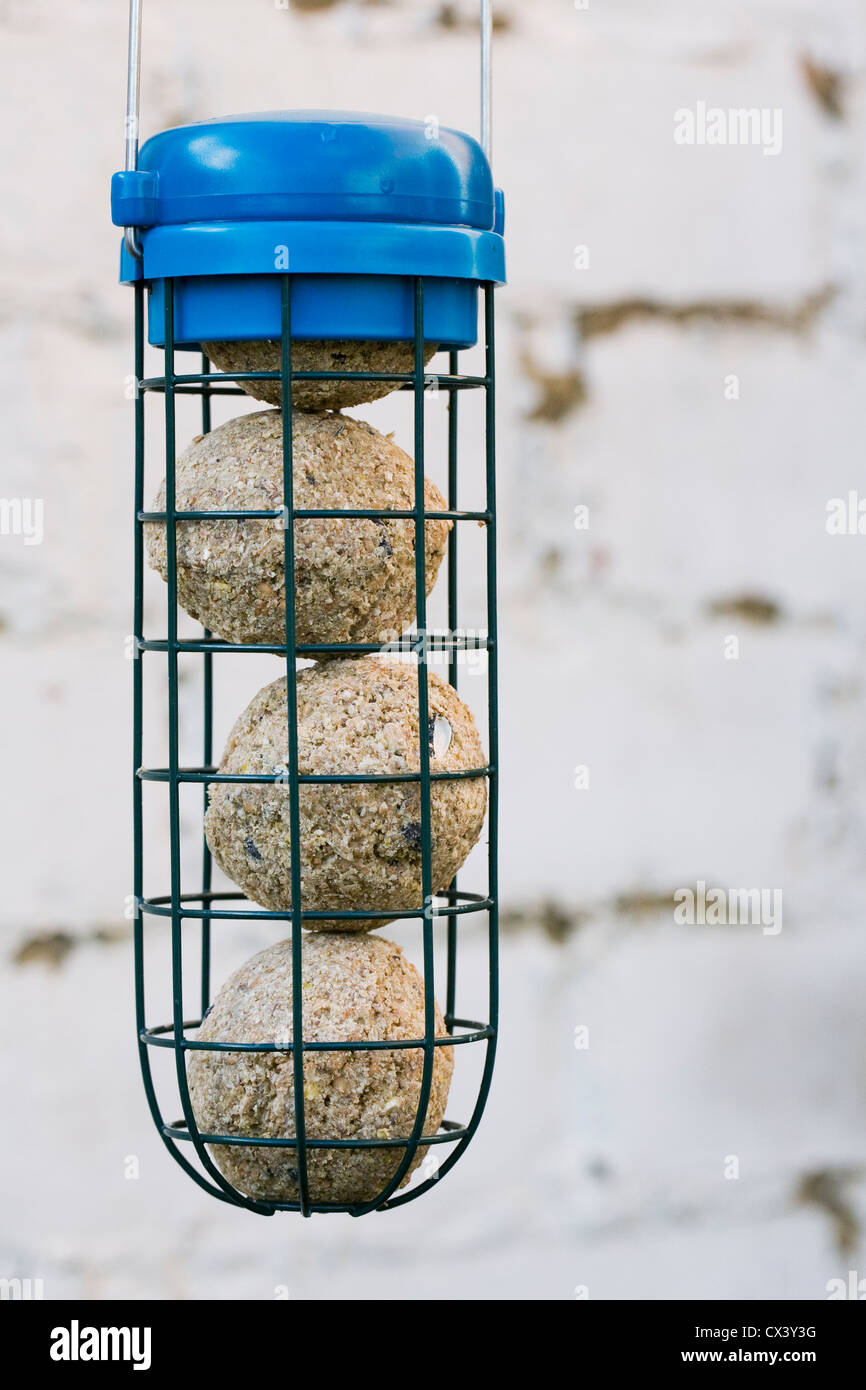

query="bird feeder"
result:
[111,0,505,1216]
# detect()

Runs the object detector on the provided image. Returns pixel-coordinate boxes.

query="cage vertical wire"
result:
[131,278,499,1215]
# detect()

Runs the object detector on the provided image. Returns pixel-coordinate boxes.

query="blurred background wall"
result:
[2,0,866,1299]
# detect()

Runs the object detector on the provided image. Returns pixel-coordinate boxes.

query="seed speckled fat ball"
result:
[188,933,454,1206]
[204,655,487,929]
[144,410,449,651]
[202,339,438,411]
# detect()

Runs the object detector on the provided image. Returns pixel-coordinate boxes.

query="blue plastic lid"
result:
[112,111,496,231]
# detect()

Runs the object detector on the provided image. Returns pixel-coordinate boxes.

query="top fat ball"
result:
[203,339,438,412]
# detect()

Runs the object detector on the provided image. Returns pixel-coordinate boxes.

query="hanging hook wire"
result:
[481,0,492,162]
[124,0,144,259]
[122,0,490,254]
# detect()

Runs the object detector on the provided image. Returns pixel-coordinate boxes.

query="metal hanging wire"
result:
[121,0,494,204]
[481,0,493,160]
[123,0,143,259]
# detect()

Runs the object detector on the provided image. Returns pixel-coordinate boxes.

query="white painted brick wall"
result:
[2,0,865,1299]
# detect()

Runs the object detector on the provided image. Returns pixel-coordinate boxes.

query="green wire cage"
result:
[115,1,505,1217]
